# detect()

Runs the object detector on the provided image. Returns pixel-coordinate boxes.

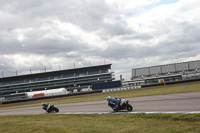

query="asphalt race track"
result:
[1,92,200,115]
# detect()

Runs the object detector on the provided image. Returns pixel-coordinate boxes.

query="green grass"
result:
[1,82,200,110]
[0,82,200,133]
[0,114,200,133]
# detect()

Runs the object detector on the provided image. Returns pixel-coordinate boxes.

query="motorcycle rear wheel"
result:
[127,104,133,111]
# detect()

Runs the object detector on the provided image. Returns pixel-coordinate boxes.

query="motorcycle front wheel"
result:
[113,108,118,112]
[126,104,133,111]
[54,107,59,112]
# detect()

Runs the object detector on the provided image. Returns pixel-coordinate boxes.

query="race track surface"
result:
[1,92,200,115]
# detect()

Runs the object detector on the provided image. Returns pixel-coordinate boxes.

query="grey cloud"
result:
[93,43,156,59]
[0,0,131,36]
[123,34,153,41]
[0,0,199,79]
[103,21,133,36]
[0,0,132,56]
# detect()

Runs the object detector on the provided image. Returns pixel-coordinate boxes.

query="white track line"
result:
[60,111,200,114]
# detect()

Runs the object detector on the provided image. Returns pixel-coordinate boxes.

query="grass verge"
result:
[0,113,200,133]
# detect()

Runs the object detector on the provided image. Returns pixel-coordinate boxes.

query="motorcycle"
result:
[110,100,133,112]
[42,103,59,113]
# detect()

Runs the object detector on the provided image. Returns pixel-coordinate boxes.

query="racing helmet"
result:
[107,96,111,101]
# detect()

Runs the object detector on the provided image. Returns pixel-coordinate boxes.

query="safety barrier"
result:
[33,93,45,97]
[102,86,141,93]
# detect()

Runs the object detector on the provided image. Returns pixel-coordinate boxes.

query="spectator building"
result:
[0,64,114,97]
[130,60,200,86]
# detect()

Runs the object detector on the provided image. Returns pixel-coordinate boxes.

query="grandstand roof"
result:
[0,64,111,82]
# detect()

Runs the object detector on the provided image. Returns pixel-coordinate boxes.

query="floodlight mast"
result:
[44,66,46,72]
[16,70,18,76]
[2,71,4,78]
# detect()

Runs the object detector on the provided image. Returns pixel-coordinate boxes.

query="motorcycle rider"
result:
[107,96,125,110]
[42,103,52,112]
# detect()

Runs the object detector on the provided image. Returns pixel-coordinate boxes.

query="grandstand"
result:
[131,60,200,85]
[0,64,114,98]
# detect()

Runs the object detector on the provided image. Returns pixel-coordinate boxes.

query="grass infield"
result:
[0,82,200,132]
[0,113,200,132]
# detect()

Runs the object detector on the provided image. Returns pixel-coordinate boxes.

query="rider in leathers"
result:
[107,96,125,110]
[42,103,52,112]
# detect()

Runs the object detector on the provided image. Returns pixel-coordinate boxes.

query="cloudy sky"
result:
[0,0,200,80]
